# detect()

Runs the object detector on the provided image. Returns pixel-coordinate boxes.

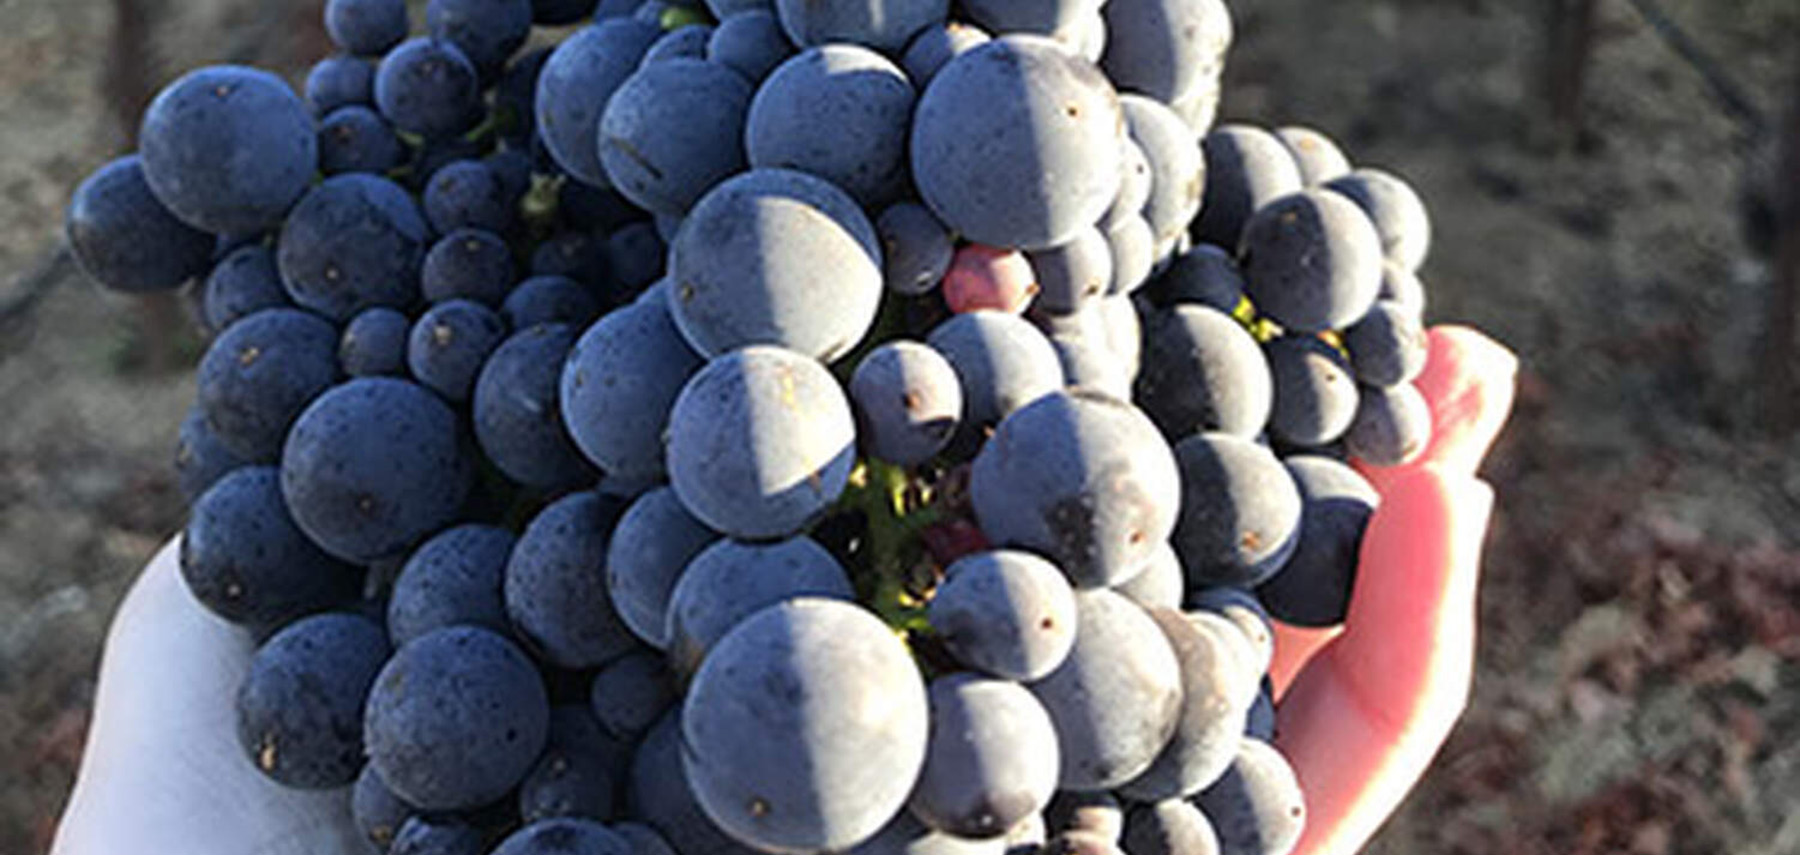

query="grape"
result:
[364,626,549,811]
[561,299,704,481]
[423,229,516,306]
[667,168,883,361]
[849,813,1005,855]
[505,490,639,669]
[139,66,317,234]
[944,244,1039,314]
[645,24,717,64]
[64,155,212,294]
[1027,226,1112,315]
[665,535,854,674]
[407,299,509,403]
[1114,540,1182,610]
[589,650,676,738]
[959,0,1097,37]
[1344,381,1431,467]
[1171,433,1302,589]
[340,307,411,377]
[305,55,374,117]
[533,0,596,25]
[428,0,534,78]
[709,10,796,83]
[318,105,406,176]
[474,324,600,489]
[425,160,516,234]
[203,245,289,332]
[1274,126,1351,186]
[235,613,387,791]
[616,823,681,855]
[490,818,633,855]
[1245,685,1276,741]
[1258,456,1377,627]
[1050,336,1130,400]
[901,21,989,87]
[537,19,663,187]
[175,406,251,505]
[926,311,1062,434]
[1343,300,1427,388]
[278,173,430,321]
[327,0,409,55]
[604,221,668,294]
[1105,215,1155,295]
[504,276,603,330]
[1120,801,1220,855]
[707,0,770,17]
[1117,608,1254,801]
[281,378,474,562]
[1120,95,1206,247]
[1378,258,1427,315]
[519,706,632,823]
[392,817,489,855]
[180,466,358,627]
[598,59,752,216]
[1193,126,1303,252]
[911,36,1123,251]
[535,231,615,289]
[629,712,767,855]
[1184,589,1273,683]
[375,38,483,138]
[1192,739,1305,855]
[196,308,339,460]
[1135,304,1272,442]
[1028,589,1182,791]
[909,674,1059,839]
[1100,139,1152,232]
[929,550,1076,681]
[1239,189,1383,333]
[1323,167,1432,272]
[772,0,947,52]
[1044,791,1123,841]
[1099,0,1231,104]
[388,524,517,647]
[1148,243,1243,314]
[1263,334,1358,447]
[606,487,719,649]
[407,135,490,192]
[353,764,417,851]
[971,390,1179,587]
[1042,831,1126,855]
[747,45,915,209]
[877,201,955,297]
[682,598,930,852]
[848,340,963,467]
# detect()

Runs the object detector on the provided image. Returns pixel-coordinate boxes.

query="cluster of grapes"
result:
[61,0,1440,854]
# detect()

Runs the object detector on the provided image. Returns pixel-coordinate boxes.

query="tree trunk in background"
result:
[1762,59,1800,435]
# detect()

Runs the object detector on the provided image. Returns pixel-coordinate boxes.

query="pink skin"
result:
[50,325,1517,855]
[941,244,1039,314]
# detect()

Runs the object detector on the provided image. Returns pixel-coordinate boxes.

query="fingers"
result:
[1273,468,1493,855]
[1360,325,1517,493]
[50,537,367,855]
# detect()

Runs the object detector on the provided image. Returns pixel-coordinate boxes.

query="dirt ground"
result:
[1,1,1797,853]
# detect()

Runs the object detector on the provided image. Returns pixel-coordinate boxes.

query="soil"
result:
[1,1,1797,854]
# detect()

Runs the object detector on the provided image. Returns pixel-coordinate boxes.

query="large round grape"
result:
[536,19,663,187]
[1193,125,1303,251]
[665,346,857,539]
[606,487,719,650]
[138,66,317,234]
[667,169,883,362]
[929,550,1077,681]
[1275,125,1352,186]
[629,712,768,855]
[1134,304,1272,442]
[772,0,947,52]
[1171,433,1303,589]
[911,36,1124,250]
[1240,189,1384,333]
[926,311,1063,433]
[277,173,429,321]
[280,378,473,563]
[664,536,854,676]
[1099,0,1232,104]
[598,59,753,217]
[1257,455,1377,627]
[909,674,1060,839]
[1324,167,1432,272]
[195,308,340,461]
[1345,381,1432,467]
[505,490,638,670]
[709,10,795,84]
[474,325,598,490]
[848,341,963,467]
[235,613,390,789]
[387,524,516,647]
[328,0,409,55]
[1117,608,1255,801]
[1027,589,1183,791]
[746,45,916,208]
[560,299,705,482]
[427,0,533,78]
[1193,739,1306,855]
[180,466,359,628]
[1120,95,1205,246]
[970,390,1180,588]
[65,156,213,294]
[683,598,930,852]
[373,37,483,138]
[1264,334,1359,447]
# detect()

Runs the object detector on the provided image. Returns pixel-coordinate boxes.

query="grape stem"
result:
[836,458,941,638]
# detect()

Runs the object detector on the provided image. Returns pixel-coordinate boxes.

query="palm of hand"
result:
[51,326,1515,855]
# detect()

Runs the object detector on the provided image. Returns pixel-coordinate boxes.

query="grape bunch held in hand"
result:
[59,1,1490,854]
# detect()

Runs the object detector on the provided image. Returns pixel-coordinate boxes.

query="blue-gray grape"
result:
[537,19,664,187]
[473,324,599,490]
[181,466,359,628]
[901,21,989,87]
[561,298,705,481]
[339,307,410,377]
[65,155,214,294]
[196,308,341,461]
[1193,126,1302,252]
[1323,167,1432,273]
[1344,381,1431,467]
[278,173,429,321]
[236,612,389,789]
[1135,304,1272,442]
[1170,432,1302,589]
[387,524,516,647]
[606,486,719,650]
[929,550,1077,682]
[1274,126,1351,186]
[407,299,508,404]
[1028,227,1113,315]
[746,45,915,208]
[908,674,1059,839]
[203,245,289,332]
[1099,0,1231,104]
[1192,739,1306,855]
[849,340,964,467]
[877,202,956,297]
[1117,608,1255,801]
[708,11,795,83]
[504,490,639,669]
[1238,189,1383,333]
[1257,456,1377,627]
[599,58,753,216]
[1263,334,1358,448]
[664,535,854,675]
[519,705,632,823]
[1342,300,1427,388]
[374,38,483,138]
[926,311,1062,434]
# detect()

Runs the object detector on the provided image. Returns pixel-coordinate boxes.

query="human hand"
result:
[1270,325,1518,855]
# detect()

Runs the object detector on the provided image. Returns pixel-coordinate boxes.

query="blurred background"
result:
[2,0,1798,852]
